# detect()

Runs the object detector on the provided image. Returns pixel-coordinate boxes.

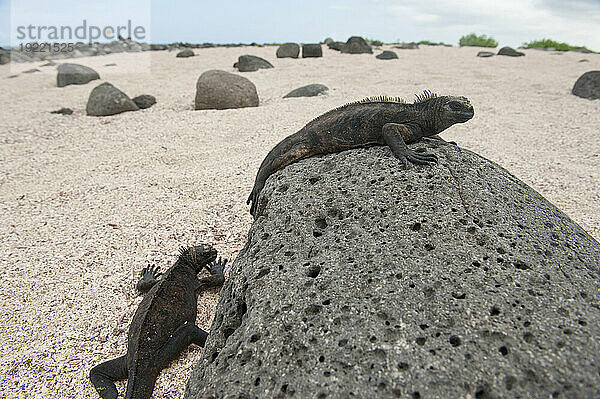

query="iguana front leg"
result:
[136,264,162,294]
[382,123,438,168]
[89,355,127,399]
[198,257,227,291]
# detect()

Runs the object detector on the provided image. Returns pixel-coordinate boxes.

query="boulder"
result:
[477,51,495,57]
[185,143,600,399]
[132,94,157,109]
[86,82,139,116]
[394,42,419,50]
[56,63,100,87]
[498,47,525,57]
[176,49,195,58]
[376,50,398,60]
[572,71,600,100]
[302,44,323,58]
[324,38,334,45]
[194,70,259,110]
[233,55,274,72]
[283,84,328,98]
[341,36,373,54]
[327,41,345,51]
[276,43,300,58]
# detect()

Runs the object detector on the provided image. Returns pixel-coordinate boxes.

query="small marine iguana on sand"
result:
[247,90,474,217]
[89,245,227,399]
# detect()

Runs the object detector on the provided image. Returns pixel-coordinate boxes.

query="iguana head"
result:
[438,95,474,124]
[179,244,218,272]
[414,91,474,134]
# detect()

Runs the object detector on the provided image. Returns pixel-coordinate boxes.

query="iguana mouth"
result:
[458,110,474,121]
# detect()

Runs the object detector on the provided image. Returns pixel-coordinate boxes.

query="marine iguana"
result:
[247,90,474,217]
[89,245,227,399]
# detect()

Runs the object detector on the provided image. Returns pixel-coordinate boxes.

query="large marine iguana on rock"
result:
[89,245,227,399]
[247,90,474,217]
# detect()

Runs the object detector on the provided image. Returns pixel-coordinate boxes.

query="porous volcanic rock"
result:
[276,43,300,58]
[176,49,195,58]
[498,47,525,57]
[302,44,323,58]
[376,50,398,60]
[86,82,139,116]
[132,94,157,109]
[234,55,274,72]
[341,36,373,54]
[185,142,600,399]
[57,63,100,87]
[283,84,328,98]
[572,71,600,100]
[194,70,259,110]
[327,41,345,51]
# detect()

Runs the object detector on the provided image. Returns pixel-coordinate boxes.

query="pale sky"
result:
[1,0,599,50]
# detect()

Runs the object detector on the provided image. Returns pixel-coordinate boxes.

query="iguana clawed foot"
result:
[136,264,162,294]
[396,148,438,168]
[206,256,228,275]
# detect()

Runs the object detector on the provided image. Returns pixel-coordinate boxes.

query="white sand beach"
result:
[0,45,598,398]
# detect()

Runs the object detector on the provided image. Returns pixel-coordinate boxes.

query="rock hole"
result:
[315,218,328,229]
[424,243,435,251]
[307,265,321,278]
[306,304,322,314]
[411,222,422,231]
[490,306,500,316]
[254,377,261,386]
[250,333,261,343]
[398,362,409,370]
[416,337,426,346]
[255,268,270,279]
[499,346,508,356]
[318,355,325,362]
[449,336,461,347]
[452,292,466,299]
[309,177,320,184]
[411,392,421,399]
[223,328,235,340]
[338,339,348,347]
[419,324,429,330]
[514,260,530,270]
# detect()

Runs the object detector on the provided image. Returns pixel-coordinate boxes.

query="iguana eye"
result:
[449,102,462,111]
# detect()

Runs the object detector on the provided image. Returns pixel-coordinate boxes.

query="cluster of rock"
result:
[86,82,156,116]
[5,39,150,63]
[274,43,322,58]
[326,36,373,54]
[185,142,600,399]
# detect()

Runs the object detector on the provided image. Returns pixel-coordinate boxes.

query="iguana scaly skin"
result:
[247,91,474,217]
[89,245,227,399]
